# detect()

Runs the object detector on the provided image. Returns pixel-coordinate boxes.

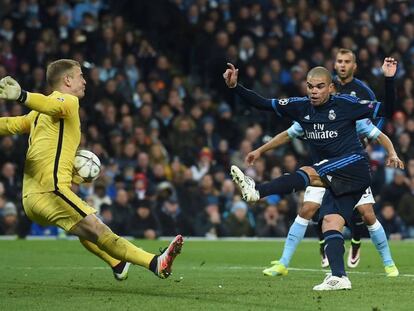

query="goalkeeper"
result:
[0,59,183,281]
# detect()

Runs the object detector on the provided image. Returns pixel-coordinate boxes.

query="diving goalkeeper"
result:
[0,59,183,281]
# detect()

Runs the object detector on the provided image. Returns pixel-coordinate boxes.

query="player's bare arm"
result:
[246,131,291,166]
[375,132,404,169]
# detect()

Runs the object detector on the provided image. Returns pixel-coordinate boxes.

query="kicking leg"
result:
[230,165,323,202]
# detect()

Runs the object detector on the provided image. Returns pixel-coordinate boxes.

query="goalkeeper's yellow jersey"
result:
[0,91,80,196]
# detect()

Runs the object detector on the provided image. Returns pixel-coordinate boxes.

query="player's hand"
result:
[245,150,261,166]
[382,57,398,77]
[386,153,404,169]
[223,63,238,88]
[0,76,22,101]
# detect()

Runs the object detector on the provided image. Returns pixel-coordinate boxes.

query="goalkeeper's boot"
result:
[263,260,288,277]
[112,262,131,281]
[347,239,361,268]
[155,235,184,279]
[313,274,352,291]
[385,264,399,277]
[230,165,260,202]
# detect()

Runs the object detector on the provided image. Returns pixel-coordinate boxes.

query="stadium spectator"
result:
[225,200,254,237]
[158,196,193,236]
[194,201,228,238]
[379,169,410,207]
[126,199,162,239]
[378,202,407,240]
[0,200,18,235]
[256,204,288,237]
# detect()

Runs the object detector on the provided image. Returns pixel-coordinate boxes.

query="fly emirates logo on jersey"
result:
[305,123,338,139]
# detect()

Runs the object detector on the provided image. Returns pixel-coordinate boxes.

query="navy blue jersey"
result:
[272,95,381,162]
[334,77,376,101]
[334,77,386,130]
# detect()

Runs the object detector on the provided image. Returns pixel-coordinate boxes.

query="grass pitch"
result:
[0,239,413,311]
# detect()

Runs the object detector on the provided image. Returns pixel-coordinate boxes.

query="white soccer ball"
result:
[73,149,101,184]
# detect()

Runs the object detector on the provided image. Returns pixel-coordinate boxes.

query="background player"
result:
[0,59,183,281]
[334,49,386,267]
[223,60,397,290]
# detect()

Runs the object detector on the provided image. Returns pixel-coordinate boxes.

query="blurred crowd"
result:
[0,0,414,239]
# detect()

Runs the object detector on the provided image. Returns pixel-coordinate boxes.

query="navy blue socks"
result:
[256,170,310,198]
[324,230,346,277]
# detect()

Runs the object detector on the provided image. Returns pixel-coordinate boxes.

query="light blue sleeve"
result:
[287,121,304,139]
[356,118,381,140]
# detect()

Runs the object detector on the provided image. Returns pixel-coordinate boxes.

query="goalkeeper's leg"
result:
[71,214,183,279]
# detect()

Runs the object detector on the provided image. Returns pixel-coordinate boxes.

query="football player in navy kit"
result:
[224,58,398,290]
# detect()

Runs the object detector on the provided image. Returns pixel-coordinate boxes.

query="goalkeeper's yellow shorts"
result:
[23,187,96,232]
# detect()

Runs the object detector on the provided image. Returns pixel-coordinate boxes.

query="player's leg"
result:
[357,202,399,276]
[70,213,183,279]
[313,213,351,291]
[56,187,183,278]
[313,191,357,291]
[347,211,363,268]
[315,220,329,268]
[23,191,137,280]
[79,238,131,281]
[230,165,323,202]
[263,189,322,276]
[24,189,183,279]
[348,188,374,268]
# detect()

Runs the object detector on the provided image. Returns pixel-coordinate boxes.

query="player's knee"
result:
[71,214,106,242]
[299,166,323,186]
[361,211,377,225]
[299,202,319,219]
[358,204,376,225]
[322,214,344,232]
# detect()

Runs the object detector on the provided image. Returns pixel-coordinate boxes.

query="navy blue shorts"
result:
[312,153,371,196]
[318,189,364,226]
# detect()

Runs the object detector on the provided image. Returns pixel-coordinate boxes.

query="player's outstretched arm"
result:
[376,132,404,169]
[245,130,291,166]
[223,63,274,111]
[0,76,77,118]
[382,57,397,118]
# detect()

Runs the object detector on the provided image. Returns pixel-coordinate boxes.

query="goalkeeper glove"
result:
[0,76,27,103]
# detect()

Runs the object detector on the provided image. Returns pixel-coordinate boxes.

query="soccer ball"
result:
[72,149,101,184]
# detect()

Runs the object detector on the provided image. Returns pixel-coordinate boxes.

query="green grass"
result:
[0,239,413,311]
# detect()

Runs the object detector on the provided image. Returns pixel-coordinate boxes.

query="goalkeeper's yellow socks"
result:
[96,231,155,269]
[79,238,120,267]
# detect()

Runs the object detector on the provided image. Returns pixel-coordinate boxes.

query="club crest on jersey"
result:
[328,109,336,120]
[279,98,289,105]
[56,97,65,102]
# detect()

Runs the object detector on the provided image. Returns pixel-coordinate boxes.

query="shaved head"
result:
[306,66,334,106]
[307,66,332,83]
